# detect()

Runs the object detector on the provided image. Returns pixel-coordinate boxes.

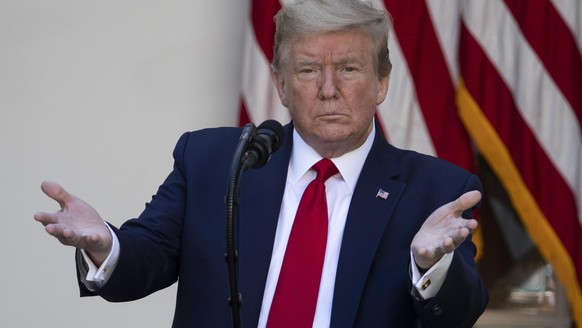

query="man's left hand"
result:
[411,190,482,270]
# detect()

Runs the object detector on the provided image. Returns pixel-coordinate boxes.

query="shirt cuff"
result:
[410,251,453,300]
[80,222,120,289]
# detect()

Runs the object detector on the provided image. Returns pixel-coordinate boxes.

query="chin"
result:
[319,131,353,145]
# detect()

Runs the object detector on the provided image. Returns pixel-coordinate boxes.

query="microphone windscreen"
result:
[256,120,284,151]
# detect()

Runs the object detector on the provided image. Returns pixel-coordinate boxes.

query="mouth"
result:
[317,113,347,120]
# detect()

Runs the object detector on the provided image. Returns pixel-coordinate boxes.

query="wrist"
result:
[416,263,429,274]
[86,247,111,267]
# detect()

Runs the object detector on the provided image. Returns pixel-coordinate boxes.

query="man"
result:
[35,0,488,327]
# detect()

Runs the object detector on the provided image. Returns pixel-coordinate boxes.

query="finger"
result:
[34,211,58,226]
[416,247,430,259]
[417,247,434,262]
[454,218,478,231]
[442,237,456,253]
[83,233,104,248]
[45,223,66,237]
[448,190,482,215]
[464,219,478,231]
[40,181,74,209]
[446,225,475,250]
[454,227,470,242]
[46,225,82,247]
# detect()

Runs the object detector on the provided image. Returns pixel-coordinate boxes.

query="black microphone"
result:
[241,120,284,170]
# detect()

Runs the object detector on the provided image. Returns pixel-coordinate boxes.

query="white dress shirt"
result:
[257,126,375,327]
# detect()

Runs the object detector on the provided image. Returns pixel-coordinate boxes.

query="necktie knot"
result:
[312,158,338,183]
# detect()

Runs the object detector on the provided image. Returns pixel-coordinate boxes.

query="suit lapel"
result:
[330,130,405,327]
[237,123,293,326]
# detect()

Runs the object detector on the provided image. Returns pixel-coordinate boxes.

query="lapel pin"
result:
[376,188,389,199]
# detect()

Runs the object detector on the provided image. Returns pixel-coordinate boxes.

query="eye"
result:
[296,67,319,81]
[343,66,358,72]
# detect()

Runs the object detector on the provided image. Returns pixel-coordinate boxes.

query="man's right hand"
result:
[34,181,113,266]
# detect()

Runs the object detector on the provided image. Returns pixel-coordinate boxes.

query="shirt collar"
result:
[289,123,376,191]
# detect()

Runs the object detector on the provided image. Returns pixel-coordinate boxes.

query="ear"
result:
[273,70,289,108]
[376,75,390,105]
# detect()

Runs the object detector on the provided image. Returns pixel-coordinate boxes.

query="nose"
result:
[318,67,339,100]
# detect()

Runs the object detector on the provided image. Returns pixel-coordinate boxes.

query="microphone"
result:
[225,120,284,325]
[241,120,284,170]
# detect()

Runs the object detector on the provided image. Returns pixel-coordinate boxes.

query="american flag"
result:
[239,0,582,325]
[376,189,390,200]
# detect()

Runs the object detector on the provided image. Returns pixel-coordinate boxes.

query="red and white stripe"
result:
[464,0,581,207]
[458,0,581,323]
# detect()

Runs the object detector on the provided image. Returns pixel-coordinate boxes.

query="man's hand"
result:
[34,181,113,266]
[411,190,482,270]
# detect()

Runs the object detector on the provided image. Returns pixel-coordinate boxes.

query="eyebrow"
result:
[294,56,362,67]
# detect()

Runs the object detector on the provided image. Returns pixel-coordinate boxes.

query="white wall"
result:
[0,1,249,327]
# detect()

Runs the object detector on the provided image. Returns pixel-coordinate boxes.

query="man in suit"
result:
[35,0,488,327]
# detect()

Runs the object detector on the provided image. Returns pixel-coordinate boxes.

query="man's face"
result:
[274,29,389,158]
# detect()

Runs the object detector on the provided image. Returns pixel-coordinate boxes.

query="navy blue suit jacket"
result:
[81,123,488,327]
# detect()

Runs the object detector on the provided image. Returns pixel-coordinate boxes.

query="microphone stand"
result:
[225,123,255,328]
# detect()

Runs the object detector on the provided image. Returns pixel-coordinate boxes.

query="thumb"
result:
[450,190,482,215]
[40,180,74,209]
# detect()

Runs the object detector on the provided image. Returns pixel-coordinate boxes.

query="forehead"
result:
[288,29,374,61]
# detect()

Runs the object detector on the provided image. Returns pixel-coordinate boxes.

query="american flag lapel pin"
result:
[376,188,389,199]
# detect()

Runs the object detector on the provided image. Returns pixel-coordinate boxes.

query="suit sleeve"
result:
[78,132,192,301]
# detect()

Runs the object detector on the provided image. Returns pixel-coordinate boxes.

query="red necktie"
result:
[267,158,339,328]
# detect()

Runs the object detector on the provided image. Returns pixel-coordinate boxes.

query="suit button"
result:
[430,304,443,316]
